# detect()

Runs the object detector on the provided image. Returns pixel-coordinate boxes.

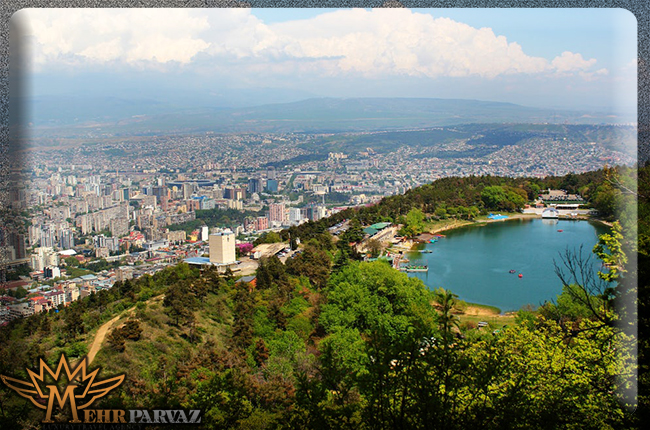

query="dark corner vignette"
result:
[2,11,29,293]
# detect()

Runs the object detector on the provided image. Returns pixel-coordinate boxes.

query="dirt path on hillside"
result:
[86,313,124,365]
[86,295,164,365]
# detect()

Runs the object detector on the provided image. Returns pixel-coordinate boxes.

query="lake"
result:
[405,218,609,312]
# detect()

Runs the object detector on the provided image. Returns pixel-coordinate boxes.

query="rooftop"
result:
[370,222,392,230]
[185,257,211,265]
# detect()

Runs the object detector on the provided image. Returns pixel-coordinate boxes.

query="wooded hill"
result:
[282,168,629,248]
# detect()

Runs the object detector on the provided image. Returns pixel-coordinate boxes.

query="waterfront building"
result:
[542,208,559,219]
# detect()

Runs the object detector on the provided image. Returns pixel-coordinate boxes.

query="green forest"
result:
[0,166,646,429]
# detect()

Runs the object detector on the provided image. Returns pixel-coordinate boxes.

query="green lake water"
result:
[406,218,609,312]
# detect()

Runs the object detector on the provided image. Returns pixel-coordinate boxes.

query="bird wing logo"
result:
[1,354,124,423]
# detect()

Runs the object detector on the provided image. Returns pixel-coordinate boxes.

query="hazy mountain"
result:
[23,97,634,137]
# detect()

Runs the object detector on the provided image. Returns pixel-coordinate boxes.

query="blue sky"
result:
[11,7,637,114]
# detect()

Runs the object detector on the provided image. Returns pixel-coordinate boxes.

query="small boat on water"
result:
[558,229,563,232]
[420,250,433,253]
[509,270,516,274]
[400,264,429,273]
[433,234,446,238]
[429,239,437,243]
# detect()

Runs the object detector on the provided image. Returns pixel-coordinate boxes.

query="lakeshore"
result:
[422,212,609,239]
[404,216,609,313]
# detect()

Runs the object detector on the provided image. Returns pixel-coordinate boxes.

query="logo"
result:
[1,355,124,424]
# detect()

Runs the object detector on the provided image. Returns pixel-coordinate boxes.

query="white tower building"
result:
[209,231,236,265]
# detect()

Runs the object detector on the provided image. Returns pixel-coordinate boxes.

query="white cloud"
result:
[15,8,212,66]
[578,67,609,82]
[13,8,603,81]
[266,10,552,78]
[551,51,598,73]
[78,38,122,62]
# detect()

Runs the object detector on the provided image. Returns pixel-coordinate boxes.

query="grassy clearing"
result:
[458,313,516,329]
[454,301,516,330]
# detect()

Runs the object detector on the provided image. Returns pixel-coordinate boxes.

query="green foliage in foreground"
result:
[0,167,643,429]
[0,259,636,429]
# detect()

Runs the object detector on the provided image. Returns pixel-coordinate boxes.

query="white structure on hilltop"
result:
[209,231,236,265]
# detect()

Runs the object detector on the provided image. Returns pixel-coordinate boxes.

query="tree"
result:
[366,239,383,258]
[433,288,460,342]
[593,221,627,283]
[122,319,142,340]
[163,281,197,326]
[592,182,618,221]
[434,206,447,219]
[231,284,256,349]
[254,231,282,246]
[320,262,440,428]
[107,329,126,352]
[481,185,508,210]
[64,307,85,339]
[319,327,367,404]
[553,245,616,329]
[7,286,28,299]
[286,245,331,290]
[341,218,364,244]
[403,208,425,237]
[256,256,289,294]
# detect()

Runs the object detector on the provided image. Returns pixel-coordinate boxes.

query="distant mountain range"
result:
[23,96,635,136]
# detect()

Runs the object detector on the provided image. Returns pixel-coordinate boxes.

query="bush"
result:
[66,341,88,358]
